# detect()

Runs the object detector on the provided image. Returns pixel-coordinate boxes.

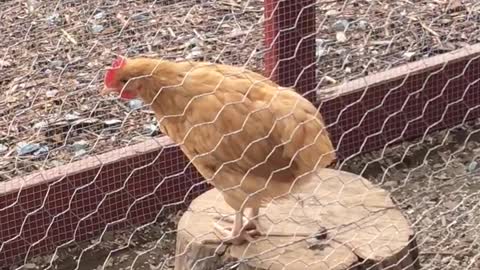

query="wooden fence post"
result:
[264,0,317,103]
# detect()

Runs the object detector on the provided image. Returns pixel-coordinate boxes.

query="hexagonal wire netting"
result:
[0,0,479,269]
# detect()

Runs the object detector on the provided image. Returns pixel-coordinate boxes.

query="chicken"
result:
[101,56,336,245]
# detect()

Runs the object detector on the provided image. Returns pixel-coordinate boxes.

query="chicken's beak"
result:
[100,86,116,96]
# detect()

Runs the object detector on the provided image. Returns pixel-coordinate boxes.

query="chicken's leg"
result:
[212,207,262,232]
[207,210,259,245]
[244,207,262,233]
[202,207,326,245]
[214,208,260,230]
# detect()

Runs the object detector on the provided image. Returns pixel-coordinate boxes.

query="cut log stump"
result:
[174,168,420,270]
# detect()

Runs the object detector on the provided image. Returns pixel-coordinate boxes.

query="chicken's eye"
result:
[120,79,128,84]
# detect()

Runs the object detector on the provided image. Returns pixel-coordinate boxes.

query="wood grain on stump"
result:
[174,168,420,270]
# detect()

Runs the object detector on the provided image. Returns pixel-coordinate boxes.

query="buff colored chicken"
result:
[101,57,336,245]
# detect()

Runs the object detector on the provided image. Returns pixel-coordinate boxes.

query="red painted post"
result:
[264,0,317,103]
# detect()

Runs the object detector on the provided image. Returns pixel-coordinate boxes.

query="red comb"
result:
[104,56,126,87]
[111,56,125,69]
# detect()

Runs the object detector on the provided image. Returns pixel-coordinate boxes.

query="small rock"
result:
[439,18,453,25]
[26,0,39,14]
[467,160,478,173]
[435,172,449,180]
[104,119,122,126]
[91,24,104,34]
[316,47,326,58]
[186,47,203,60]
[144,123,159,136]
[332,20,349,32]
[185,37,201,49]
[30,255,45,265]
[444,200,458,209]
[50,60,63,67]
[384,181,397,188]
[6,95,18,103]
[335,48,346,55]
[315,38,326,47]
[46,90,59,98]
[50,160,64,167]
[403,51,416,60]
[119,255,129,263]
[436,42,456,52]
[72,140,89,151]
[0,144,8,154]
[23,263,37,269]
[65,113,81,121]
[128,99,144,110]
[227,28,248,38]
[421,216,433,226]
[315,39,326,58]
[16,142,40,156]
[33,121,48,129]
[47,13,61,25]
[441,257,451,264]
[74,149,88,157]
[0,59,12,67]
[336,32,348,43]
[34,146,49,156]
[325,10,339,16]
[357,20,369,30]
[72,117,99,126]
[93,11,105,20]
[132,13,148,21]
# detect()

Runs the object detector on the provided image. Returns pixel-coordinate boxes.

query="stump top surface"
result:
[178,168,414,270]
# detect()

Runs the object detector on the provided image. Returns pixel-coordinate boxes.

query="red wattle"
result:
[120,91,136,100]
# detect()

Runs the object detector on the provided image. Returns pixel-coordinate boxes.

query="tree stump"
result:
[174,168,420,270]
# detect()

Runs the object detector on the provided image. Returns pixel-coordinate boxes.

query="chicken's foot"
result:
[203,210,260,245]
[202,208,327,245]
[212,208,262,233]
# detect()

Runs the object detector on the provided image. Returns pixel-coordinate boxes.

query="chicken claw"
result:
[212,214,259,232]
[210,222,260,245]
[202,210,261,245]
[202,210,328,246]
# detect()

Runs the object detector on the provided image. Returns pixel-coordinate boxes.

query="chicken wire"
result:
[0,0,479,269]
[2,0,479,180]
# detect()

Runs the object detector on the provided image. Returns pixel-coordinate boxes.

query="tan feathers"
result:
[116,58,336,210]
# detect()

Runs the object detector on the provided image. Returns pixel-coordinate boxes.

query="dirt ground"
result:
[2,0,480,269]
[14,119,480,270]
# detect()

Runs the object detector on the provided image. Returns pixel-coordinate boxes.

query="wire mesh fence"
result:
[0,0,479,269]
